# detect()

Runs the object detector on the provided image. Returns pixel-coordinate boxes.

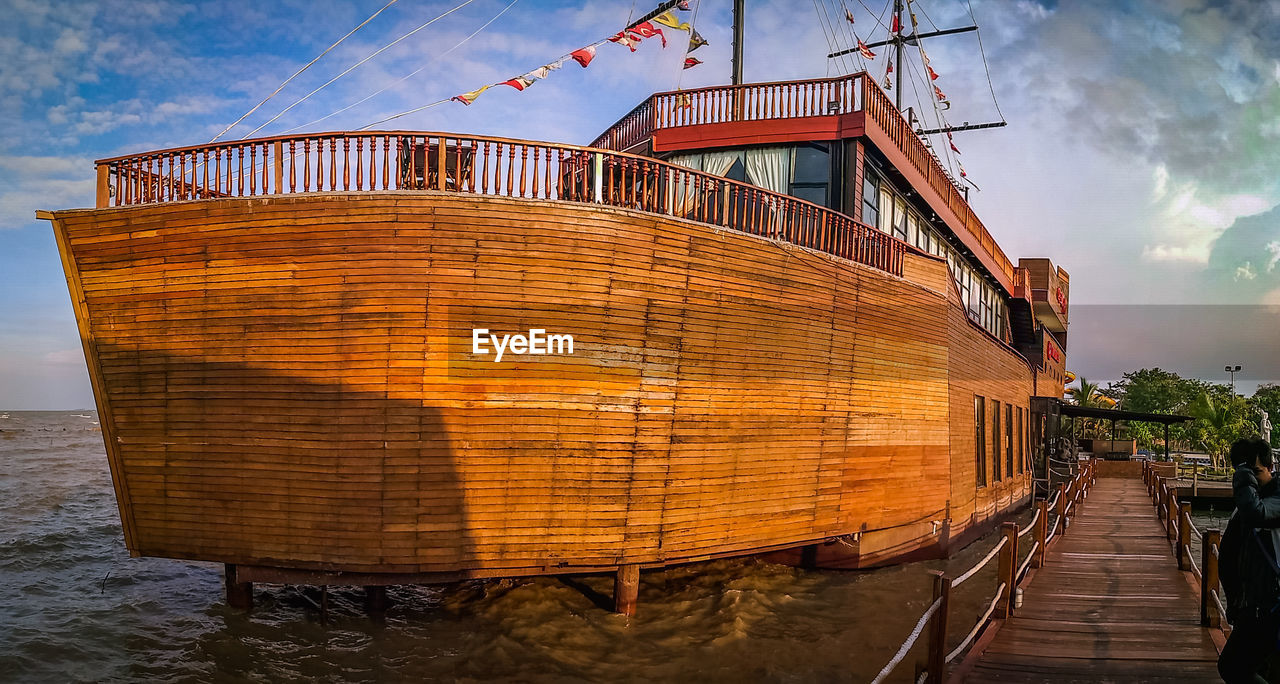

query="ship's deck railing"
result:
[92,131,908,276]
[871,461,1095,684]
[590,72,1016,285]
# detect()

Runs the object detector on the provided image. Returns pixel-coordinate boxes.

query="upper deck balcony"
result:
[590,72,1017,292]
[87,130,914,280]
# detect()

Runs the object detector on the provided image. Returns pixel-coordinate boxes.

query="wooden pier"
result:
[953,475,1221,682]
[869,460,1230,684]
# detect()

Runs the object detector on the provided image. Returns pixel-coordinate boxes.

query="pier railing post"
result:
[1167,488,1179,543]
[926,570,951,684]
[997,522,1018,618]
[1034,499,1048,568]
[1177,503,1192,571]
[1203,529,1222,627]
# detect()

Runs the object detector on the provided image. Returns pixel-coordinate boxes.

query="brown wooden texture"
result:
[959,478,1220,682]
[53,191,1034,577]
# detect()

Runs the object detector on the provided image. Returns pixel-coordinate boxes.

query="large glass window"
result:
[878,187,893,234]
[975,396,986,488]
[862,173,879,227]
[791,143,830,207]
[892,196,908,241]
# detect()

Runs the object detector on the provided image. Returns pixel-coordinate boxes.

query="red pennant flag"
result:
[858,40,876,59]
[891,14,901,33]
[933,84,947,101]
[886,57,893,74]
[609,31,640,51]
[502,75,535,91]
[959,165,968,178]
[677,0,691,9]
[627,22,667,48]
[571,45,596,67]
[950,140,961,154]
[927,65,940,81]
[845,8,855,24]
[683,56,702,69]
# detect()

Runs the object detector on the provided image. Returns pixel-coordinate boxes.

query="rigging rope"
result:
[826,0,866,74]
[242,0,478,139]
[210,0,403,142]
[964,0,1006,122]
[284,0,519,134]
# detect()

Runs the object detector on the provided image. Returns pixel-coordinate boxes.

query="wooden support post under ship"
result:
[42,64,1072,614]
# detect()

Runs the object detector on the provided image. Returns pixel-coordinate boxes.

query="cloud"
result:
[1236,261,1257,281]
[0,155,95,228]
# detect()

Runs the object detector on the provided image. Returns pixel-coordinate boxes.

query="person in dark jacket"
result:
[1219,437,1280,684]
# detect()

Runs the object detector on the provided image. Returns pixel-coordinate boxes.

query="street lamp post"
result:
[1226,365,1242,395]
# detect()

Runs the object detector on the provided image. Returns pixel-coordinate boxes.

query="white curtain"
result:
[744,147,789,194]
[665,151,739,218]
[701,150,741,177]
[666,153,703,217]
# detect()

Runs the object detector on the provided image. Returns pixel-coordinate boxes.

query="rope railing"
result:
[869,597,943,684]
[868,459,1095,684]
[952,536,1007,588]
[1017,541,1039,583]
[1142,461,1231,636]
[1017,510,1040,538]
[946,582,1007,664]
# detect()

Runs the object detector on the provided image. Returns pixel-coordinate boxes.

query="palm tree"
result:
[1066,377,1107,440]
[1187,392,1244,470]
[1067,377,1105,408]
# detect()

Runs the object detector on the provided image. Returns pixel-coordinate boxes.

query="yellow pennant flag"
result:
[653,11,691,32]
[452,84,492,106]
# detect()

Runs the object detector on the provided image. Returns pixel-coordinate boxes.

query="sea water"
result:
[1,411,1033,683]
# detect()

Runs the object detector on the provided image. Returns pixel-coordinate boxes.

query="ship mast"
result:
[828,1,1006,135]
[731,0,744,85]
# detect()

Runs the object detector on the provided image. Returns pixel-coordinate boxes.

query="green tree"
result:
[1187,391,1254,468]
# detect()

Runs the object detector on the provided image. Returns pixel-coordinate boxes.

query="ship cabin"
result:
[590,71,1070,399]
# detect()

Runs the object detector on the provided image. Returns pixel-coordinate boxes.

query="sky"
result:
[0,0,1278,408]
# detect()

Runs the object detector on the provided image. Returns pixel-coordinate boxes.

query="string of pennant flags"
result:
[842,0,967,180]
[452,2,705,107]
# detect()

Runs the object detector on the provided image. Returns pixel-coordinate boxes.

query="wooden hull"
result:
[49,191,1034,580]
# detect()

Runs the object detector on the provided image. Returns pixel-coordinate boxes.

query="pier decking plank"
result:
[960,478,1221,682]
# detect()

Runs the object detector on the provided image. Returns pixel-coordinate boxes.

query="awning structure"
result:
[1054,400,1194,460]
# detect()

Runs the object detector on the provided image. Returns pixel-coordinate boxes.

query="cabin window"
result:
[993,400,1002,481]
[975,396,987,487]
[791,143,830,207]
[1005,403,1014,477]
[877,187,893,234]
[1016,407,1025,474]
[862,173,879,227]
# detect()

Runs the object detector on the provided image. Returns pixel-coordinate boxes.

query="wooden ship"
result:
[40,0,1072,614]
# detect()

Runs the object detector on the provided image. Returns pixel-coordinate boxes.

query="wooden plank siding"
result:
[50,191,1031,578]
